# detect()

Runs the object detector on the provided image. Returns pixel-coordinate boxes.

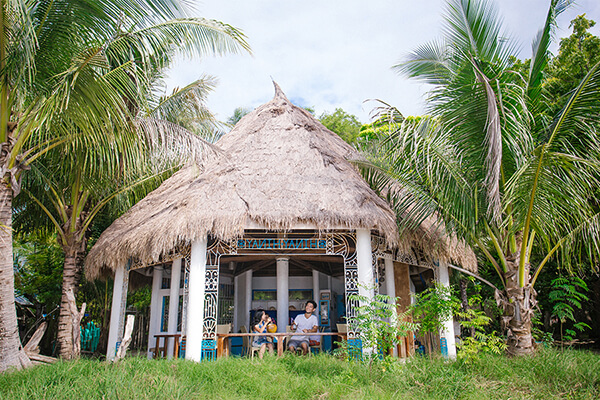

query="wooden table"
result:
[216,332,348,358]
[153,334,182,359]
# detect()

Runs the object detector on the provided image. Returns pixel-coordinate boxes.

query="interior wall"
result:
[251,276,312,290]
[331,276,344,296]
[319,272,328,290]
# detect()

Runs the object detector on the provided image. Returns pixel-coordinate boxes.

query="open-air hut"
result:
[85,83,476,361]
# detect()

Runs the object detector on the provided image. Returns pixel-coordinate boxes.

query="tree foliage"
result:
[545,15,600,117]
[227,107,251,126]
[359,0,600,355]
[1,0,250,369]
[319,108,362,146]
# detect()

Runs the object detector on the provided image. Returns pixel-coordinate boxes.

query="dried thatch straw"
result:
[85,83,475,279]
[380,181,477,272]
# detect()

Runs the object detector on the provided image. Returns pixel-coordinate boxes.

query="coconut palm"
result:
[0,0,249,370]
[360,0,600,355]
[16,78,223,359]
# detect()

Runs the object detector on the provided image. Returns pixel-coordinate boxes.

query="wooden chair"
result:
[150,338,166,359]
[217,324,231,334]
[240,325,249,356]
[217,324,231,356]
[178,336,186,359]
[336,323,348,349]
[241,325,260,358]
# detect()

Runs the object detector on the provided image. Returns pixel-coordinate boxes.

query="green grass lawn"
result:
[1,348,599,399]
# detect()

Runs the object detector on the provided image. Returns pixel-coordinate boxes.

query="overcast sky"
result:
[166,0,600,123]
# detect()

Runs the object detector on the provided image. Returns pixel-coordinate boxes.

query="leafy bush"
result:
[409,282,457,355]
[549,276,590,345]
[345,288,418,363]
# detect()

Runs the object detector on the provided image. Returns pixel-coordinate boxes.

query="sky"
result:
[166,0,600,123]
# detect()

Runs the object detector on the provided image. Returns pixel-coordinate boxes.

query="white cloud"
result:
[166,0,600,123]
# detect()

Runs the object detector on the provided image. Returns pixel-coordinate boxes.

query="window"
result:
[289,290,313,301]
[251,289,314,301]
[252,290,277,301]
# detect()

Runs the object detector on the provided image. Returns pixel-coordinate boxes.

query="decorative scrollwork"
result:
[184,231,370,355]
[203,291,218,340]
[395,249,419,265]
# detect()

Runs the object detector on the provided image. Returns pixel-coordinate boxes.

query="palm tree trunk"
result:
[0,170,31,372]
[501,257,536,356]
[56,231,86,359]
[459,278,474,337]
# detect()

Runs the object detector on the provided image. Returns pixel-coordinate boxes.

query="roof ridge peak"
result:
[271,80,289,102]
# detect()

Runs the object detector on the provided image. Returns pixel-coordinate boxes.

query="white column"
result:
[384,258,396,301]
[244,270,253,329]
[276,258,289,332]
[233,274,240,332]
[384,258,398,357]
[438,261,457,359]
[312,269,320,301]
[147,266,163,359]
[356,228,375,355]
[185,236,208,362]
[167,258,182,359]
[107,263,128,361]
[356,229,374,303]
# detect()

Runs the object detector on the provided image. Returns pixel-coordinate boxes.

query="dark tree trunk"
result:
[497,255,536,356]
[0,166,31,371]
[56,212,87,360]
[459,278,474,337]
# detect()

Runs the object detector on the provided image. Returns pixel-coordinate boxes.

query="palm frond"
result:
[528,0,572,104]
[442,0,515,65]
[395,39,454,85]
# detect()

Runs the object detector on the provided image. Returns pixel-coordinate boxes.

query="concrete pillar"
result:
[185,236,208,362]
[233,274,240,332]
[438,261,457,359]
[107,263,128,361]
[166,258,182,358]
[276,258,289,332]
[147,266,163,358]
[244,269,253,329]
[312,269,319,301]
[356,229,374,303]
[356,228,374,355]
[384,258,398,357]
[385,258,396,298]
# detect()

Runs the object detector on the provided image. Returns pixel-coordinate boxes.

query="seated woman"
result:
[252,310,274,358]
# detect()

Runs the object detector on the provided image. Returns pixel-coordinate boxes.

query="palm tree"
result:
[0,0,249,370]
[16,78,222,359]
[360,0,600,355]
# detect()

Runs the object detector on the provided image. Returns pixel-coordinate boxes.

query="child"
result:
[252,310,274,358]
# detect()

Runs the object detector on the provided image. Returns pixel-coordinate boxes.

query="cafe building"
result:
[84,83,476,361]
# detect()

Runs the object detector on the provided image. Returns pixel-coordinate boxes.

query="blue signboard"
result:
[237,238,326,250]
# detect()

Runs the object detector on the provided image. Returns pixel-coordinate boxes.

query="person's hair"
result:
[306,300,317,309]
[253,310,266,327]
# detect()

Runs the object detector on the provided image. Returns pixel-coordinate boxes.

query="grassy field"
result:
[1,348,599,399]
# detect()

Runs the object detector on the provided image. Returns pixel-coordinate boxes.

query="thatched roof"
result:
[85,83,476,279]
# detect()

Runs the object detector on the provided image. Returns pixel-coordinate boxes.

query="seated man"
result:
[288,300,318,355]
